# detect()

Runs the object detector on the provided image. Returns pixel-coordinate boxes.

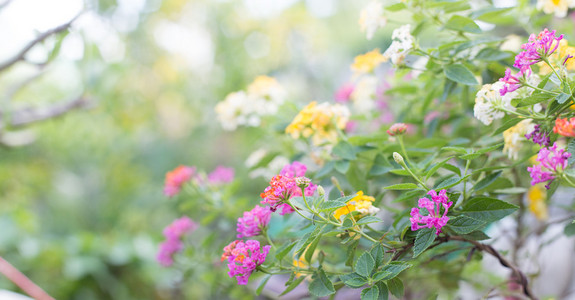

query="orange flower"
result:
[553,117,575,137]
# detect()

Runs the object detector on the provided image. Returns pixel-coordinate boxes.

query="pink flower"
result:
[237,205,272,238]
[280,161,307,177]
[156,216,197,267]
[514,29,563,73]
[410,190,453,235]
[499,69,527,96]
[387,123,408,136]
[261,162,316,215]
[527,142,571,189]
[208,166,235,185]
[525,124,550,146]
[224,240,270,285]
[164,166,196,197]
[334,83,354,103]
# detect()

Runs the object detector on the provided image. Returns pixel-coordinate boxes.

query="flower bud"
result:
[317,185,325,196]
[387,123,407,136]
[295,176,311,188]
[393,152,404,165]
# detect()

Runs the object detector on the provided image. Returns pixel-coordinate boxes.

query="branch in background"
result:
[0,256,54,300]
[7,96,92,127]
[0,13,81,73]
[450,236,537,300]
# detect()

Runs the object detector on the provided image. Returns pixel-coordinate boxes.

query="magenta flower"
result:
[514,29,563,73]
[261,162,316,215]
[525,124,550,147]
[387,123,408,136]
[157,216,197,267]
[208,166,235,185]
[280,161,307,177]
[499,69,527,96]
[334,83,354,103]
[237,205,272,238]
[223,240,271,285]
[164,166,196,197]
[410,189,453,235]
[527,142,571,189]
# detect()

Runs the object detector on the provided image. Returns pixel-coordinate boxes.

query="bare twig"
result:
[0,13,81,72]
[6,96,92,127]
[0,256,54,300]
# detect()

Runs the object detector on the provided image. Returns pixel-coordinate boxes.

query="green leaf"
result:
[387,278,404,299]
[256,274,272,295]
[413,228,436,257]
[492,187,527,194]
[425,156,454,180]
[445,15,482,33]
[460,230,491,241]
[458,153,482,160]
[434,175,469,190]
[476,143,504,154]
[355,252,376,278]
[280,275,306,296]
[275,241,297,261]
[341,272,368,288]
[556,92,571,104]
[441,146,467,154]
[564,222,575,236]
[475,48,510,61]
[444,64,478,86]
[446,215,486,234]
[516,92,552,107]
[377,282,389,300]
[370,244,385,266]
[308,269,335,297]
[333,141,357,160]
[346,240,359,267]
[383,183,419,190]
[473,171,502,191]
[319,200,347,212]
[385,2,406,11]
[335,160,351,173]
[377,261,412,281]
[470,7,513,22]
[305,234,322,263]
[356,216,382,226]
[372,270,392,282]
[492,118,523,136]
[461,197,519,222]
[361,286,379,300]
[568,139,575,165]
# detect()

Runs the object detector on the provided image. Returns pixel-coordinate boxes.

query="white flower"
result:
[359,1,387,40]
[500,34,523,52]
[247,76,287,115]
[357,205,380,215]
[537,0,575,17]
[473,82,517,125]
[215,91,259,131]
[383,25,415,65]
[350,75,378,113]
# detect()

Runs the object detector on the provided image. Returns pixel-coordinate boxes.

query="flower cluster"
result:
[157,217,197,267]
[236,205,272,238]
[216,76,286,131]
[383,25,415,65]
[525,124,551,146]
[351,49,386,74]
[553,117,575,137]
[536,0,575,18]
[208,166,235,185]
[387,123,407,136]
[260,161,316,215]
[333,191,379,220]
[538,39,575,74]
[164,166,196,197]
[222,240,270,285]
[527,142,571,188]
[503,119,535,160]
[527,184,549,221]
[285,101,350,146]
[410,190,453,235]
[359,1,386,40]
[474,82,517,125]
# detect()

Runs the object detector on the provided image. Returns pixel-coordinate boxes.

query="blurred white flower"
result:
[247,76,287,115]
[384,24,414,65]
[474,81,516,125]
[350,75,378,113]
[215,91,259,131]
[536,0,575,17]
[359,1,386,40]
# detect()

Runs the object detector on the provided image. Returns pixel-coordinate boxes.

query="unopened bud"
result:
[317,185,325,196]
[387,123,408,136]
[295,176,311,188]
[393,152,404,165]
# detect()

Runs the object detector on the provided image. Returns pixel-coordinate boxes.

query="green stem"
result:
[286,199,317,223]
[262,228,276,249]
[543,58,564,86]
[523,82,559,96]
[462,159,471,201]
[398,136,414,170]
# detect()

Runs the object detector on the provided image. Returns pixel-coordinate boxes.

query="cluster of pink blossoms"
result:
[236,205,272,238]
[222,240,271,285]
[157,216,197,267]
[527,142,571,189]
[259,161,316,215]
[410,189,453,235]
[500,29,563,96]
[163,165,235,197]
[207,166,235,185]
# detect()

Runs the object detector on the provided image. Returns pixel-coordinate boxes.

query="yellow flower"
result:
[333,191,379,220]
[536,0,575,18]
[538,39,575,75]
[527,184,548,221]
[351,49,387,74]
[285,101,350,146]
[503,119,534,160]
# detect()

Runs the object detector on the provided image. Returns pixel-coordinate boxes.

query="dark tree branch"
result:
[7,96,92,127]
[0,13,81,73]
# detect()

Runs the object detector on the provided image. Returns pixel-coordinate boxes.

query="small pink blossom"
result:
[410,190,453,235]
[514,29,563,73]
[224,240,270,285]
[499,69,527,96]
[237,205,272,238]
[280,161,307,177]
[157,216,197,267]
[527,142,571,189]
[164,166,196,197]
[261,162,316,215]
[208,166,235,185]
[334,83,354,103]
[387,123,408,136]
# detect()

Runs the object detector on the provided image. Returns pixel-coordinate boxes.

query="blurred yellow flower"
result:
[503,119,533,160]
[351,49,387,74]
[333,191,379,220]
[538,39,575,75]
[527,184,548,220]
[293,257,308,278]
[285,101,350,145]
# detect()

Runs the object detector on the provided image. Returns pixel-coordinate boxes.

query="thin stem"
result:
[462,159,471,201]
[543,58,564,87]
[0,257,54,300]
[286,199,316,223]
[397,136,414,170]
[262,228,276,249]
[523,82,559,96]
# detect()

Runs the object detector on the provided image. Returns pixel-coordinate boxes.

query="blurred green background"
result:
[0,0,384,298]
